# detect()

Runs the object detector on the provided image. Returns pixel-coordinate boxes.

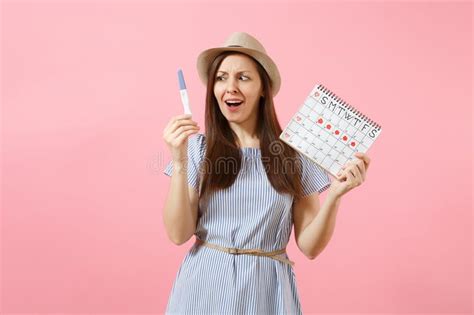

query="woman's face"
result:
[213,54,263,125]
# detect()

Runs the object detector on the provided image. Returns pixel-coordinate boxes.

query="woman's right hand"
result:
[163,114,200,163]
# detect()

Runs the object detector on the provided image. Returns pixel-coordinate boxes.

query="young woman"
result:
[162,32,371,314]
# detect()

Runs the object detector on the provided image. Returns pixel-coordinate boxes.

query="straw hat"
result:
[196,32,281,97]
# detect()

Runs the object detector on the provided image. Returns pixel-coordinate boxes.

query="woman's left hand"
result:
[328,152,371,198]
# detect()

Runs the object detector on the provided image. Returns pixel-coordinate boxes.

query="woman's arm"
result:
[294,151,371,259]
[162,114,200,245]
[294,192,341,259]
[162,161,199,245]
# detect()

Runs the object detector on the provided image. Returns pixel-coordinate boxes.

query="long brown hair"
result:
[199,52,304,202]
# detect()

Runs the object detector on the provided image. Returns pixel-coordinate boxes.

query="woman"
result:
[162,32,371,314]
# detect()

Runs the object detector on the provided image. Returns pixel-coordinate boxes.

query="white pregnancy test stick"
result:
[177,69,192,116]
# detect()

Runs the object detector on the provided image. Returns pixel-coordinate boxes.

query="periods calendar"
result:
[279,84,382,178]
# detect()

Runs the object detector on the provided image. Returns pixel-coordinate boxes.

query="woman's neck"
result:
[229,124,259,148]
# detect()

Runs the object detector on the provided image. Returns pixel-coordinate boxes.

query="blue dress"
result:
[163,133,331,314]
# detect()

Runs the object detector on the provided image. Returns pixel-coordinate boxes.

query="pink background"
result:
[1,1,472,314]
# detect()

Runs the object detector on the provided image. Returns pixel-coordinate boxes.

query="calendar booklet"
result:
[279,84,382,178]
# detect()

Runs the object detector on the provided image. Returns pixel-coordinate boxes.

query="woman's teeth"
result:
[225,101,243,107]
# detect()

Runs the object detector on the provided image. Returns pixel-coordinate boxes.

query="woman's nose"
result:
[226,78,238,93]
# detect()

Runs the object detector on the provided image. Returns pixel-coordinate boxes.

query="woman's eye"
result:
[216,75,249,81]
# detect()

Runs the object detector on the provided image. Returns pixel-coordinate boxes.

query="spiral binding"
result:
[317,85,382,130]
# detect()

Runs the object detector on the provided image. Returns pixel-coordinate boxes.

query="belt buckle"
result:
[228,248,239,255]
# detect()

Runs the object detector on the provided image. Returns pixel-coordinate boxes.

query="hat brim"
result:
[196,47,281,97]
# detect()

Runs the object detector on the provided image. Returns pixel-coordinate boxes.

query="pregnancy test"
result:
[177,69,192,116]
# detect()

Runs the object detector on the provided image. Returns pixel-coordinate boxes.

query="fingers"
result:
[354,159,366,181]
[335,153,371,190]
[164,113,191,129]
[354,152,371,171]
[349,163,363,185]
[345,168,355,183]
[164,114,199,137]
[338,161,363,186]
[171,124,200,139]
[169,116,198,134]
[175,128,200,144]
[336,167,348,181]
[164,114,195,130]
[163,114,200,149]
[171,126,199,145]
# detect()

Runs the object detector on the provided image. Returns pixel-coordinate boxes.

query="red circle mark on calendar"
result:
[317,118,323,124]
[326,124,331,129]
[351,142,356,147]
[342,136,348,141]
[335,130,340,135]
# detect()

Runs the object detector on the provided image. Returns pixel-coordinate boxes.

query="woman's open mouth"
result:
[225,100,244,112]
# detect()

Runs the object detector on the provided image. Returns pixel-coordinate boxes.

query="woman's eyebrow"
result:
[217,70,252,74]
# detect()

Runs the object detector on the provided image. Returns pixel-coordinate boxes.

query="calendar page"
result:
[279,84,382,178]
